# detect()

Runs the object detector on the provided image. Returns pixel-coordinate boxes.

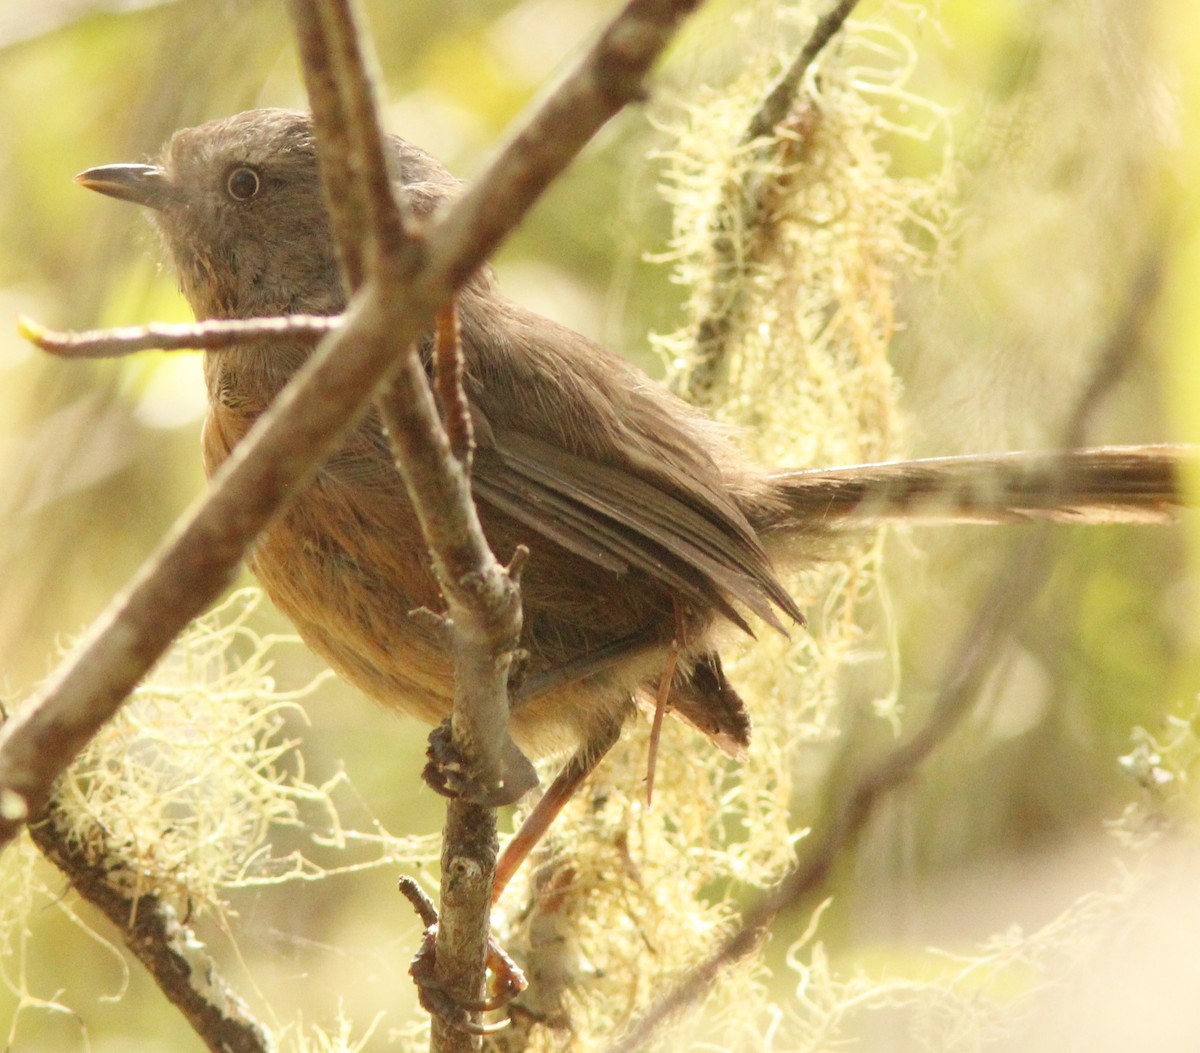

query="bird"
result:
[75,109,1185,882]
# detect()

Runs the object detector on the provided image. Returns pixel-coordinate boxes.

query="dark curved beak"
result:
[75,163,178,211]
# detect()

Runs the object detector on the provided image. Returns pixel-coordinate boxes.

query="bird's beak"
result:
[75,163,179,211]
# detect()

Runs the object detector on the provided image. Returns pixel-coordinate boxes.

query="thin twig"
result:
[29,800,272,1053]
[677,0,860,403]
[377,341,531,1046]
[19,314,339,357]
[434,304,473,466]
[399,875,440,927]
[742,0,861,144]
[1062,248,1163,448]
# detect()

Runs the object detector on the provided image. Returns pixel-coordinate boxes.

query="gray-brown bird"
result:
[76,110,1185,864]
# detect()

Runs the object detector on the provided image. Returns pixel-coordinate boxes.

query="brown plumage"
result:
[76,109,1187,789]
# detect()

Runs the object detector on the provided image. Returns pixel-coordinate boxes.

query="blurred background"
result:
[0,0,1198,1050]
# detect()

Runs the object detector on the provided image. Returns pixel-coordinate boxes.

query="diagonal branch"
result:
[742,0,861,144]
[28,796,272,1053]
[289,0,409,284]
[432,0,704,291]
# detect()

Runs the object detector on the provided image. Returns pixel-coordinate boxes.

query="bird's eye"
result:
[225,166,261,202]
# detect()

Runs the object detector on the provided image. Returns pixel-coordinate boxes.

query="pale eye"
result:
[225,166,261,202]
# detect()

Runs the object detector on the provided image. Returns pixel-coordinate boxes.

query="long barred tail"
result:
[757,445,1193,532]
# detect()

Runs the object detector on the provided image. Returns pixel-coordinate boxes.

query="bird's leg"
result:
[644,600,686,806]
[429,628,665,897]
[422,720,536,806]
[492,718,623,903]
[423,628,658,805]
[398,876,527,1034]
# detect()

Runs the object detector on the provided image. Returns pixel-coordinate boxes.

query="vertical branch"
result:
[288,0,366,290]
[376,310,532,1053]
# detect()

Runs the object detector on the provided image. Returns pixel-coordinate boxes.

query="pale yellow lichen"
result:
[490,4,956,1050]
[0,589,439,1047]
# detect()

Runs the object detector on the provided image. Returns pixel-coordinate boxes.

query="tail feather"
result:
[755,445,1193,531]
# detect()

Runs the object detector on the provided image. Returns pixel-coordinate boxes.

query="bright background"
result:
[1,1,1197,1050]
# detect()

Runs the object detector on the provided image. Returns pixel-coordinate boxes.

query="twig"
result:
[377,346,528,801]
[676,0,859,403]
[434,305,473,465]
[28,799,272,1053]
[742,0,861,144]
[377,315,533,1046]
[1062,248,1163,448]
[399,875,440,927]
[376,343,529,1045]
[19,314,339,357]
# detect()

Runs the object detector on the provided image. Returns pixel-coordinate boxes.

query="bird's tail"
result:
[753,445,1193,533]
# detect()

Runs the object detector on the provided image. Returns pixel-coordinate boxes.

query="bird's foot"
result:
[401,878,527,1035]
[423,720,538,805]
[422,720,470,799]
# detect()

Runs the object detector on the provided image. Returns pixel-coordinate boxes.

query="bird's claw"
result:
[422,720,480,800]
[422,720,538,805]
[406,899,528,1035]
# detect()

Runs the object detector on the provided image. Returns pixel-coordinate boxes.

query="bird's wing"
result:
[471,425,803,635]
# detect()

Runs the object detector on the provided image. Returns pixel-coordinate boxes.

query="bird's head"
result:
[77,108,458,320]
